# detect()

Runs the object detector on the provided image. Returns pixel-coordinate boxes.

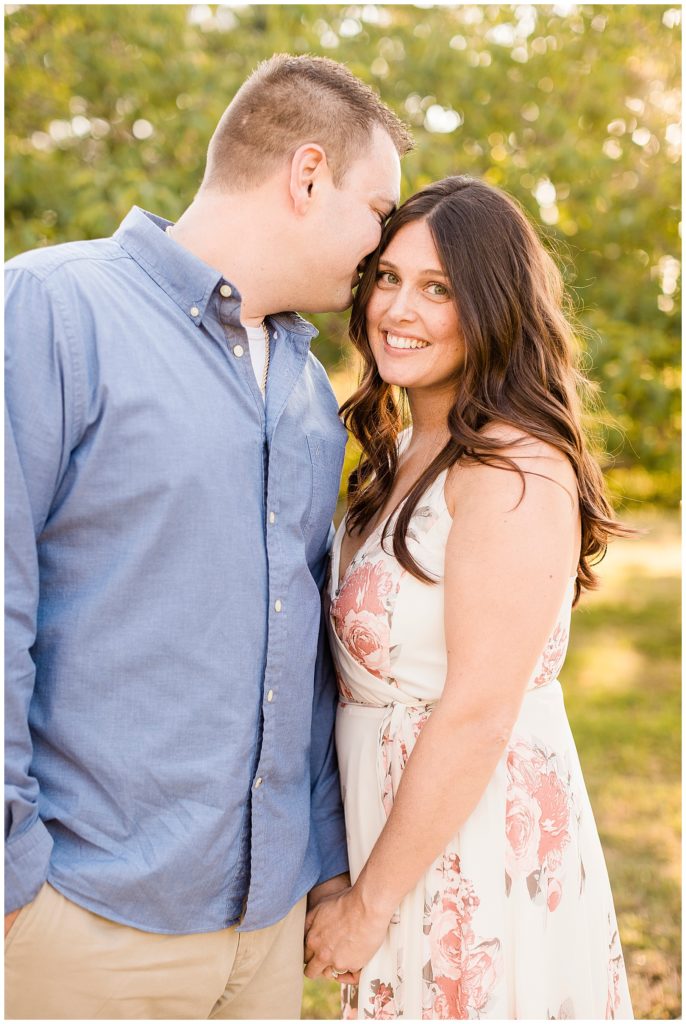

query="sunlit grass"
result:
[562,510,680,1019]
[302,510,680,1019]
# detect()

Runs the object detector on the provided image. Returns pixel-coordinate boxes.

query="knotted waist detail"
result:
[339,698,437,819]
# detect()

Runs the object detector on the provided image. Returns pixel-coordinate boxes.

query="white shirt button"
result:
[274,599,282,613]
[269,511,276,525]
[220,284,232,298]
[233,345,244,358]
[190,306,200,317]
[254,777,263,789]
[267,690,274,703]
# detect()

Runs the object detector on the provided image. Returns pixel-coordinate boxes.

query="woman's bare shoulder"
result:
[445,422,578,513]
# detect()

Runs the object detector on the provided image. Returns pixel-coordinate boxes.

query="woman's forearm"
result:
[353,697,518,921]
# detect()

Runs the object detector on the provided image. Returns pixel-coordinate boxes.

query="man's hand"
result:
[5,908,22,937]
[303,886,390,984]
[307,872,350,914]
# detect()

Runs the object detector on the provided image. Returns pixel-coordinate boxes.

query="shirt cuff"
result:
[313,810,349,887]
[5,816,53,913]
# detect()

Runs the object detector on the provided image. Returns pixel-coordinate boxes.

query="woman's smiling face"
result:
[365,218,465,393]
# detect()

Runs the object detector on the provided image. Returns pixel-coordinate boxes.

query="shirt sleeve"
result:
[4,267,79,912]
[309,525,349,886]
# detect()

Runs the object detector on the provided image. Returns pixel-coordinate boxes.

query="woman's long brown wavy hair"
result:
[341,176,629,604]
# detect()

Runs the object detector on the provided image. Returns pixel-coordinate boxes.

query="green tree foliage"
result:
[5,4,681,504]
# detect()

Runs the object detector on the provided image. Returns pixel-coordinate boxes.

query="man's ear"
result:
[289,143,329,215]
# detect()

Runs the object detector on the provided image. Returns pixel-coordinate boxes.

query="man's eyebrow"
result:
[373,195,398,214]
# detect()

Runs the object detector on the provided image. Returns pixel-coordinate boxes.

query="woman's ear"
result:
[289,143,330,215]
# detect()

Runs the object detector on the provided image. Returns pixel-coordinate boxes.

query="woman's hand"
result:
[303,886,390,984]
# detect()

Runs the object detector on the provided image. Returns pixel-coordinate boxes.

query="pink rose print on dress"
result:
[507,739,547,791]
[339,609,392,679]
[365,980,398,1019]
[332,560,399,682]
[428,904,466,981]
[505,783,542,877]
[429,975,470,1020]
[505,737,574,911]
[461,939,501,1014]
[379,716,414,818]
[533,623,570,687]
[422,852,501,1019]
[535,770,571,865]
[412,709,431,740]
[423,986,451,1020]
[335,559,394,617]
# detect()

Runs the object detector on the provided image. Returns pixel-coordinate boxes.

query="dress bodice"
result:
[327,459,574,707]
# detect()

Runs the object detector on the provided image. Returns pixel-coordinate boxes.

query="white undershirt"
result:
[242,322,267,400]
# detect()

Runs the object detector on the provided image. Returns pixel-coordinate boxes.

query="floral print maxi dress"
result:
[327,461,633,1020]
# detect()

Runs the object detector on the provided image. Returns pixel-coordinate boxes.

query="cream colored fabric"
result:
[5,882,306,1020]
[326,447,633,1019]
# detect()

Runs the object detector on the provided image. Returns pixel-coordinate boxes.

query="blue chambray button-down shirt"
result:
[5,207,349,933]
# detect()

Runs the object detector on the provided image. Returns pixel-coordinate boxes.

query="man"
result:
[5,53,411,1019]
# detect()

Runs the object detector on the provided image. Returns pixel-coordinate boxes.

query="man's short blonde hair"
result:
[203,53,413,191]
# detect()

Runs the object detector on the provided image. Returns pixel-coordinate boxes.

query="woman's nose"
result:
[386,286,417,322]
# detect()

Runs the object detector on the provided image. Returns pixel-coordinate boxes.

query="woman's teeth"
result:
[385,333,430,350]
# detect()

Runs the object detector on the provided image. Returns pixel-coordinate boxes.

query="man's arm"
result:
[5,267,78,920]
[307,530,349,907]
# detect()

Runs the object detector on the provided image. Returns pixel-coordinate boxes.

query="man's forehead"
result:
[346,127,401,200]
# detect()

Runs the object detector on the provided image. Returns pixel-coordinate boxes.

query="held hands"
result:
[304,884,391,985]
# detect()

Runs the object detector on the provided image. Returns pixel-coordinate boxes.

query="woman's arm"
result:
[304,437,579,979]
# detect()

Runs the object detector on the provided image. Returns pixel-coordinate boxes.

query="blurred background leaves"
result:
[5,2,681,507]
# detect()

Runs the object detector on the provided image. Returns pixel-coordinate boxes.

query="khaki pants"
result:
[5,883,307,1020]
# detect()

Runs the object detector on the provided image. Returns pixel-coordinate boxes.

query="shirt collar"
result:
[113,206,318,339]
[114,207,223,326]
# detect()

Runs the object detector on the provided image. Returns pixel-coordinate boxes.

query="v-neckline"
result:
[334,512,393,593]
[332,425,460,592]
[334,469,449,591]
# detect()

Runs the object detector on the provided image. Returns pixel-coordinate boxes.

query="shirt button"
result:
[190,306,200,317]
[220,284,232,298]
[233,345,244,358]
[254,777,263,789]
[274,599,282,613]
[267,690,274,703]
[269,511,276,525]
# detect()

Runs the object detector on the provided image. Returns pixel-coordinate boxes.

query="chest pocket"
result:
[306,433,346,538]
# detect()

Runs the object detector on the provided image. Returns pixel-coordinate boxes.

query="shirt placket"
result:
[241,329,311,925]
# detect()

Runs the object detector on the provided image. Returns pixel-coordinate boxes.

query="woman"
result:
[304,177,633,1019]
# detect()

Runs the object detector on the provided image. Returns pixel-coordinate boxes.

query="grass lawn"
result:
[302,510,681,1020]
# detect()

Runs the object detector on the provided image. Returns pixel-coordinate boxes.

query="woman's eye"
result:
[376,271,399,286]
[427,282,449,297]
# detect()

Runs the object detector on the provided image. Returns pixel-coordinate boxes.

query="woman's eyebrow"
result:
[378,258,448,276]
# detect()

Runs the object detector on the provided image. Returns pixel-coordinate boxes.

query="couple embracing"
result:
[5,54,632,1020]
